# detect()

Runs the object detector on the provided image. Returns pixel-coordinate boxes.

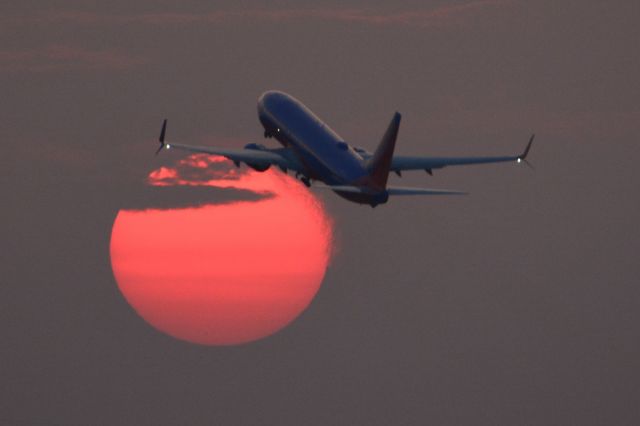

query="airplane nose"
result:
[257,90,279,112]
[258,90,278,102]
[257,92,268,108]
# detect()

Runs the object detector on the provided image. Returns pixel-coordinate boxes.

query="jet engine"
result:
[243,143,271,172]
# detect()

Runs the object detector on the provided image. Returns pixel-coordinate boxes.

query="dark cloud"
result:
[118,183,272,211]
[118,154,273,210]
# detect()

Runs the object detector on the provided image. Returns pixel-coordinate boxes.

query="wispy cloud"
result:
[3,1,512,28]
[0,44,146,72]
[130,153,281,210]
[148,154,242,187]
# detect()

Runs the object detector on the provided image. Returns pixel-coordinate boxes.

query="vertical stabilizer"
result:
[366,112,401,189]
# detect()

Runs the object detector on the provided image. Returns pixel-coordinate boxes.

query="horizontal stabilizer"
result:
[386,186,466,196]
[313,184,466,196]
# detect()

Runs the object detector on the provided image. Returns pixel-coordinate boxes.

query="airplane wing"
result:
[361,135,534,175]
[314,184,466,196]
[155,119,304,173]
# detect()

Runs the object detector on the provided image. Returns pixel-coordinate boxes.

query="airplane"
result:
[156,90,533,206]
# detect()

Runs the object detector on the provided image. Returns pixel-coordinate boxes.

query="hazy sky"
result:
[3,1,640,424]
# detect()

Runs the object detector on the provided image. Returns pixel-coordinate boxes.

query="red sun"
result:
[110,155,333,345]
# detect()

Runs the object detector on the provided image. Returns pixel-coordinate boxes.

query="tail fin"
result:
[366,112,401,189]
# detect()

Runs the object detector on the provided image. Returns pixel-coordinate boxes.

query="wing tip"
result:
[516,133,535,169]
[520,133,535,160]
[155,119,167,155]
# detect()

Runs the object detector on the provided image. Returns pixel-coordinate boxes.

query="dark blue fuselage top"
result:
[257,91,367,185]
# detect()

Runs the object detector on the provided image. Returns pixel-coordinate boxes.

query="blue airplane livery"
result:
[156,90,533,206]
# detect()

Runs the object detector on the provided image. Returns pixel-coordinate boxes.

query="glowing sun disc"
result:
[110,155,333,345]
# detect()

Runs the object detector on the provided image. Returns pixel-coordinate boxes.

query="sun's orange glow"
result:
[110,155,333,345]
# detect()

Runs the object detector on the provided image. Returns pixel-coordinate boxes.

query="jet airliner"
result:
[156,90,533,206]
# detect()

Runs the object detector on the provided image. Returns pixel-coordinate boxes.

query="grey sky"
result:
[2,1,639,424]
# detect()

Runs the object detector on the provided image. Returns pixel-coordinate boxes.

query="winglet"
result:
[517,133,535,169]
[520,134,534,159]
[156,119,167,155]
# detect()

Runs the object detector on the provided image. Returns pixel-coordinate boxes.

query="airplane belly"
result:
[334,189,389,206]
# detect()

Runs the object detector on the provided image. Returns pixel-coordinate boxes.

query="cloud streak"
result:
[0,44,146,72]
[119,185,271,211]
[3,1,512,28]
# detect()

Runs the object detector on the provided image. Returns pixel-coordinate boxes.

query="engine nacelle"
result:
[244,143,271,172]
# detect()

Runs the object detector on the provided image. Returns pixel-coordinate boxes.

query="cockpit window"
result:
[336,141,349,151]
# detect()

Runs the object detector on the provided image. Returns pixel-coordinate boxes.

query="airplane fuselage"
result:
[159,91,532,206]
[257,91,387,204]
